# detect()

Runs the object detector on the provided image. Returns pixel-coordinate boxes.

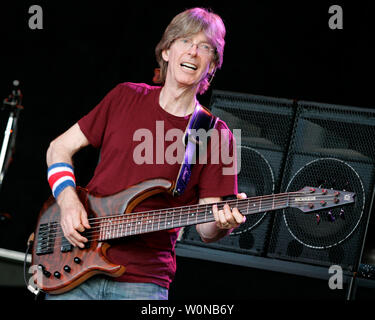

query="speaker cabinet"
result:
[180,90,296,256]
[267,101,375,271]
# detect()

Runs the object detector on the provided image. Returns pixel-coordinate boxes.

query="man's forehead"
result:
[183,31,213,44]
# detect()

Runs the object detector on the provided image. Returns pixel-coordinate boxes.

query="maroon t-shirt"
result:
[78,82,238,289]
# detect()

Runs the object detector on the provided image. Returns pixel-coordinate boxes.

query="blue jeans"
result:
[44,276,168,300]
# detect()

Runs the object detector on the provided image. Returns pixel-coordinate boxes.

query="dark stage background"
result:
[0,1,374,300]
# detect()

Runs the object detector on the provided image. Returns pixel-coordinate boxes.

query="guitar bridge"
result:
[36,222,57,255]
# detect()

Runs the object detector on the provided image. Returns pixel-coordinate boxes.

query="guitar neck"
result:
[97,192,291,241]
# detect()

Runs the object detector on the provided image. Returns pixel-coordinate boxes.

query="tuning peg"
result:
[316,214,321,225]
[328,210,335,222]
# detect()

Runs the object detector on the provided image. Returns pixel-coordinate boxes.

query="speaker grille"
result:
[231,146,274,235]
[268,101,375,271]
[179,90,295,256]
[283,158,365,249]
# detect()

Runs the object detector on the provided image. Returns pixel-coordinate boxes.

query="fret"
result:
[196,205,198,224]
[119,216,123,237]
[165,211,170,229]
[138,214,143,234]
[112,218,116,238]
[116,216,120,239]
[150,212,154,232]
[124,215,128,237]
[130,215,138,235]
[158,209,161,231]
[101,218,106,240]
[99,219,103,240]
[122,214,129,236]
[171,208,175,229]
[108,218,113,240]
[128,215,133,236]
[134,215,137,235]
[113,216,116,239]
[148,212,153,232]
[258,197,262,212]
[112,216,116,239]
[204,205,208,221]
[178,208,182,226]
[164,211,168,229]
[272,195,275,210]
[136,216,141,235]
[131,217,135,236]
[103,218,108,240]
[108,218,112,239]
[275,195,280,210]
[189,208,196,224]
[145,211,149,233]
[248,198,257,214]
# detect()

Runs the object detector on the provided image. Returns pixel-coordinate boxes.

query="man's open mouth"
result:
[180,62,198,70]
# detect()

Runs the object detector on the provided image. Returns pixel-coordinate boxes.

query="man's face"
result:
[162,31,215,90]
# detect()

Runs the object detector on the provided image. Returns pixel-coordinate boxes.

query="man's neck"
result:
[159,84,198,117]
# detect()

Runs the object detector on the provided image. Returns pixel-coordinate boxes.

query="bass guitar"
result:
[30,178,355,294]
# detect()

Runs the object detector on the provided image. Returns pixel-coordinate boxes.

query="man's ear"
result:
[209,62,216,75]
[162,49,170,62]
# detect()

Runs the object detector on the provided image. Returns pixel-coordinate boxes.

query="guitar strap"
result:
[172,103,218,196]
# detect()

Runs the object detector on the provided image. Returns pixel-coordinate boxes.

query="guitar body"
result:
[31,178,173,294]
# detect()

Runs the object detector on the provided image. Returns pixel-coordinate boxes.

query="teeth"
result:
[181,63,197,70]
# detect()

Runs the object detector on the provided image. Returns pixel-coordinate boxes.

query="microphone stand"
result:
[0,80,24,193]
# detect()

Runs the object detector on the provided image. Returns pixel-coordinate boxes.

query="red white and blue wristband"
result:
[47,162,76,199]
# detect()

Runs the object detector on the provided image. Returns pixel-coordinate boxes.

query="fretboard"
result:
[97,192,291,241]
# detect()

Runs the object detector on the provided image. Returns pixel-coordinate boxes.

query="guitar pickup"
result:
[80,228,91,249]
[61,237,73,253]
[60,231,90,252]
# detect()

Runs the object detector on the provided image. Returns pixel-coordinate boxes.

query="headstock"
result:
[290,186,355,214]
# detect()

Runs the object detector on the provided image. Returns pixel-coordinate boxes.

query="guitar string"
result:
[37,201,347,252]
[36,193,335,240]
[37,191,338,237]
[37,194,289,232]
[84,190,343,224]
[82,191,301,223]
[36,195,344,242]
[36,197,347,249]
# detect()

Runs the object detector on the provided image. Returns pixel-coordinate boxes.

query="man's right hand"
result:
[57,186,91,248]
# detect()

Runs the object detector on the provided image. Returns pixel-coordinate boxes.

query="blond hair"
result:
[155,8,226,94]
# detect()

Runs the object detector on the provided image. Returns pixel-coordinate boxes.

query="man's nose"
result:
[187,43,198,55]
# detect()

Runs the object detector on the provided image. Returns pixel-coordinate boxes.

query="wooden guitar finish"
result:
[31,179,355,294]
[31,178,173,294]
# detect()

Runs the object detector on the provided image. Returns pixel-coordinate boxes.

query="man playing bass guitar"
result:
[44,7,246,300]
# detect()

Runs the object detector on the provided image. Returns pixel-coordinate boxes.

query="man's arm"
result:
[46,123,91,248]
[195,194,246,243]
